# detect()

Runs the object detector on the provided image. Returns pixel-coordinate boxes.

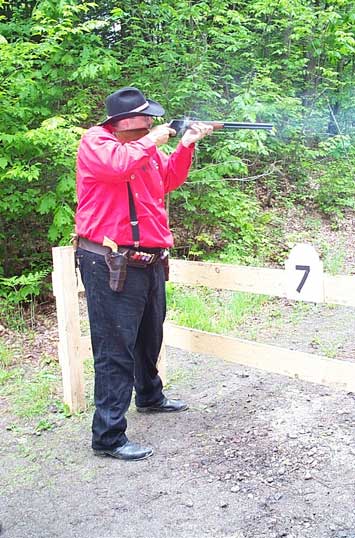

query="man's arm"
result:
[157,122,214,192]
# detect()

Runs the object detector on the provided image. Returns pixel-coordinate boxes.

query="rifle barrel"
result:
[222,122,273,131]
[168,119,273,135]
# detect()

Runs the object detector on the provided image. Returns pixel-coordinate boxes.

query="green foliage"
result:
[314,137,355,218]
[171,178,267,262]
[0,0,120,280]
[0,0,354,289]
[0,269,48,304]
[0,269,48,328]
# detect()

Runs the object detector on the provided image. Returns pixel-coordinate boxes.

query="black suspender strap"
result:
[127,182,140,247]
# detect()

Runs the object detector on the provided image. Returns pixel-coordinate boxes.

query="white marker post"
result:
[285,243,324,303]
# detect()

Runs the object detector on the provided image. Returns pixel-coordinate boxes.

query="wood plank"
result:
[164,323,355,392]
[169,259,286,297]
[80,335,92,360]
[169,259,355,306]
[73,253,355,307]
[52,246,85,412]
[323,274,355,307]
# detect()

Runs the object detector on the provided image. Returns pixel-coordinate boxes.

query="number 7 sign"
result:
[285,244,324,302]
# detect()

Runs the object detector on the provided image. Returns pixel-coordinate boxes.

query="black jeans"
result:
[76,247,166,450]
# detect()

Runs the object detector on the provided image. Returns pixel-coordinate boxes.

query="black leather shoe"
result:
[93,441,153,461]
[136,396,188,413]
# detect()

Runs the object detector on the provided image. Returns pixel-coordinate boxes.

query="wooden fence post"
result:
[52,246,85,412]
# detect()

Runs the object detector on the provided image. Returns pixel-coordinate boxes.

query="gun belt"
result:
[78,237,164,264]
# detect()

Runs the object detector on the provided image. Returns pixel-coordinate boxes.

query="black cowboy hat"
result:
[99,87,165,125]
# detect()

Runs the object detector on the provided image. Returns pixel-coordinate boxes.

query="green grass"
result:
[0,341,21,386]
[1,366,59,418]
[0,367,22,387]
[166,283,269,334]
[11,369,58,418]
[0,340,14,368]
[0,338,61,422]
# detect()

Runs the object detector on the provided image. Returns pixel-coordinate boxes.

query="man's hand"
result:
[146,124,176,146]
[181,122,214,147]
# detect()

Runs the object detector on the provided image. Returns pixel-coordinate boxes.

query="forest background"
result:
[0,0,354,315]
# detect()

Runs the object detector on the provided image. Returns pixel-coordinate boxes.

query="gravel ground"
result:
[1,346,355,538]
[236,301,355,362]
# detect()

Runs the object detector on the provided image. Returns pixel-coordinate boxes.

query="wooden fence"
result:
[52,245,355,412]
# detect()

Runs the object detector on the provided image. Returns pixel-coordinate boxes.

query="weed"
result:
[55,400,73,418]
[269,308,282,319]
[83,357,94,375]
[262,302,284,328]
[0,340,14,368]
[0,299,28,331]
[35,418,55,432]
[322,347,338,359]
[5,423,21,432]
[290,301,313,324]
[319,340,341,359]
[80,318,90,335]
[39,353,57,367]
[167,285,215,332]
[225,292,268,328]
[17,440,32,459]
[0,270,49,331]
[3,462,40,490]
[165,368,190,389]
[319,241,346,275]
[285,230,313,249]
[0,366,22,387]
[311,334,321,346]
[304,216,322,232]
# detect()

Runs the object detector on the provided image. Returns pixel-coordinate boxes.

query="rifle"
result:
[168,119,273,136]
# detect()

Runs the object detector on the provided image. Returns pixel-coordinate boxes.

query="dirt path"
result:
[1,346,355,538]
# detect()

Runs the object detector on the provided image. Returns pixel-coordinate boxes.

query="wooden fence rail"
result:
[52,245,355,412]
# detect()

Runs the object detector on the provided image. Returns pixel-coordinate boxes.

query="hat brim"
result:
[99,98,165,126]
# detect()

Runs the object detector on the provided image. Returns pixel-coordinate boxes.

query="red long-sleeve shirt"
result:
[75,125,194,248]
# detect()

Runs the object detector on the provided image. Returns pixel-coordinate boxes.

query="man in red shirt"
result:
[75,87,212,461]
